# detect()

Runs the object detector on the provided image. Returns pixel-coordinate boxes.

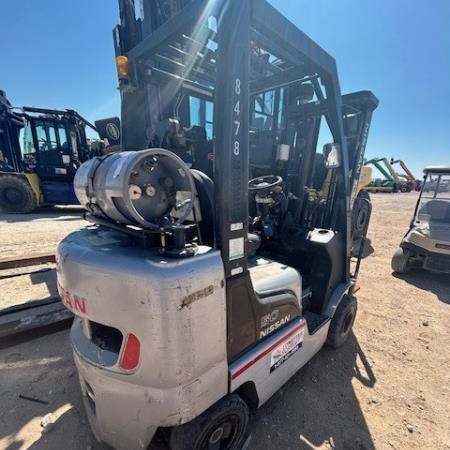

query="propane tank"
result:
[74,148,196,229]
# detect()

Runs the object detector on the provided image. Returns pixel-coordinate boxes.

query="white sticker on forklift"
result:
[230,222,243,231]
[229,237,244,260]
[270,328,304,373]
[231,266,243,276]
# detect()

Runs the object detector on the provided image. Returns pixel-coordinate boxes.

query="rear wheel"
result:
[0,175,37,213]
[326,295,357,349]
[170,394,249,450]
[391,247,411,274]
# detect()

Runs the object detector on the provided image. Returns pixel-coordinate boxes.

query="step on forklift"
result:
[392,166,450,274]
[56,1,378,449]
[0,89,120,213]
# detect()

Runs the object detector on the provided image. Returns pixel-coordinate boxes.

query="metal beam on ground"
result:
[0,253,55,270]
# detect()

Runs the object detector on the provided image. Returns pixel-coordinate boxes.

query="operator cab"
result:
[20,111,97,182]
[138,84,351,340]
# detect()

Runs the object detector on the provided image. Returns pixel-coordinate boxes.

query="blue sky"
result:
[1,0,449,177]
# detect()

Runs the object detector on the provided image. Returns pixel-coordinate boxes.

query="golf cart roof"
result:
[424,165,450,174]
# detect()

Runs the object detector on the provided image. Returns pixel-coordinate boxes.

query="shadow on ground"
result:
[393,270,450,305]
[245,332,376,450]
[352,238,375,259]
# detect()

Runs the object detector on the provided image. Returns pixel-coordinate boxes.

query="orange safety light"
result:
[116,55,130,80]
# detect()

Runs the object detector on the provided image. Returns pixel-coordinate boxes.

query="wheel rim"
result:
[356,208,368,229]
[200,415,241,450]
[2,186,24,206]
[342,310,354,335]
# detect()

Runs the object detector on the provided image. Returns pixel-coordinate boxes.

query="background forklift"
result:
[0,89,120,213]
[57,1,378,449]
[392,166,450,274]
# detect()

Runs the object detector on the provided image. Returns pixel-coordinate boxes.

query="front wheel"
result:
[0,175,37,213]
[391,247,411,274]
[170,394,249,450]
[351,190,371,240]
[326,295,357,349]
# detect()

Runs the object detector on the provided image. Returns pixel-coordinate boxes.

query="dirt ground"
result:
[0,193,449,450]
[0,207,84,308]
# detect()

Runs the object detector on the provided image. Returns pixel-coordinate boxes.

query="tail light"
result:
[119,333,141,370]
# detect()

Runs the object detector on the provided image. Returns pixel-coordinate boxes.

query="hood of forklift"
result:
[56,227,229,437]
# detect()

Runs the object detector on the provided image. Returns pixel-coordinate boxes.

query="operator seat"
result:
[190,169,261,255]
[186,126,213,179]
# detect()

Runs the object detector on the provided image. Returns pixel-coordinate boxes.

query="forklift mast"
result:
[341,91,378,201]
[114,0,352,279]
[0,90,25,173]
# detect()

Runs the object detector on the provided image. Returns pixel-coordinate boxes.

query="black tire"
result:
[0,175,37,213]
[170,394,249,450]
[351,190,371,240]
[326,295,357,349]
[391,247,411,274]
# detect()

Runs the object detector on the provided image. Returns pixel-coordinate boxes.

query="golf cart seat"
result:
[417,199,450,241]
[420,199,450,222]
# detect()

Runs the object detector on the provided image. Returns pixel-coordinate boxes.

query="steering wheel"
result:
[248,175,283,191]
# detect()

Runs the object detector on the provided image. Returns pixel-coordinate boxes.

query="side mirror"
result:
[323,143,341,169]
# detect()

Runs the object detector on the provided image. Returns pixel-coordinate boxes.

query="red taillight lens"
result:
[119,333,140,370]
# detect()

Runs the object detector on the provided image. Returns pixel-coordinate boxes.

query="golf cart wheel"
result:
[326,295,357,349]
[0,175,37,213]
[351,190,371,240]
[170,394,249,450]
[391,247,411,274]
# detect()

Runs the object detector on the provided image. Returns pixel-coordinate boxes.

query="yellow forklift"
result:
[0,89,120,213]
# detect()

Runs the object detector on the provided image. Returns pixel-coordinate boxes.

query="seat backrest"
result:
[420,200,450,222]
[190,169,215,246]
[190,169,261,255]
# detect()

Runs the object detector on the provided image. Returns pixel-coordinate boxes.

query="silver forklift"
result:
[392,166,450,274]
[56,1,378,449]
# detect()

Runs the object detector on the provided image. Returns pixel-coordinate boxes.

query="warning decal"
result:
[270,327,304,373]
